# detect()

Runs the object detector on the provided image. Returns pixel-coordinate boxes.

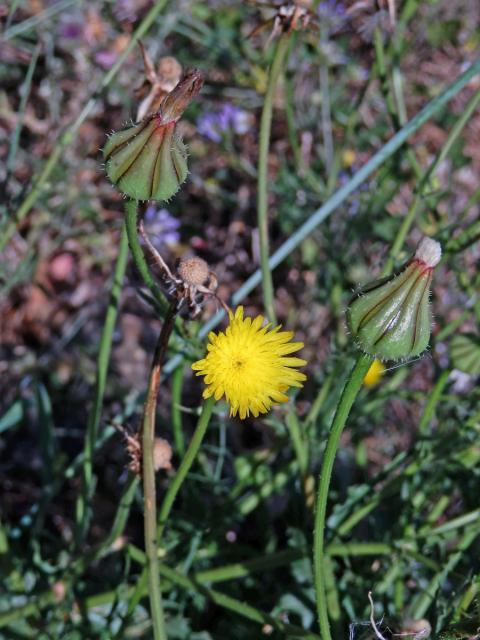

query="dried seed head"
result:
[159,69,204,125]
[177,256,210,286]
[157,56,183,92]
[153,438,173,472]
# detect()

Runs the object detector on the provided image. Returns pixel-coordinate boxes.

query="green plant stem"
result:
[418,369,450,435]
[5,44,40,182]
[124,200,168,313]
[286,409,308,475]
[130,540,392,583]
[80,473,140,568]
[451,579,479,623]
[75,223,129,544]
[1,0,170,252]
[157,396,215,540]
[416,87,480,195]
[142,302,177,640]
[171,364,186,456]
[313,353,373,640]
[373,27,422,179]
[257,33,291,323]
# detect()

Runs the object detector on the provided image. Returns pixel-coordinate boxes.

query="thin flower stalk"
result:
[157,396,215,540]
[141,300,178,640]
[314,236,441,637]
[313,353,373,640]
[257,32,292,323]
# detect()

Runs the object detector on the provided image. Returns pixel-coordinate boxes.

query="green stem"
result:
[5,45,40,182]
[81,473,140,568]
[451,579,479,623]
[0,0,170,252]
[75,222,129,544]
[418,369,450,435]
[157,396,215,540]
[124,200,168,313]
[313,353,373,640]
[142,302,177,640]
[171,364,186,456]
[257,33,291,323]
[373,27,422,179]
[286,409,308,476]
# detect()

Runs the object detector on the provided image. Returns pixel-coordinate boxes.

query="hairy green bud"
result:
[347,237,442,361]
[104,69,203,202]
[104,118,187,201]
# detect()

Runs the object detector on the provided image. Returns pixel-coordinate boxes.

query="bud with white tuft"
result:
[347,237,442,361]
[414,237,442,268]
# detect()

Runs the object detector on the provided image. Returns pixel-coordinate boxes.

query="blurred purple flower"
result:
[317,0,346,33]
[197,113,222,143]
[57,15,85,40]
[113,0,146,22]
[144,206,180,247]
[318,0,345,17]
[94,50,119,70]
[197,102,251,142]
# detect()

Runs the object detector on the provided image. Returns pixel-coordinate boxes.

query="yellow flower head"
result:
[363,359,386,388]
[192,307,307,419]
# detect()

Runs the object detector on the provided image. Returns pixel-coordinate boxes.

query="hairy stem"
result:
[313,353,372,639]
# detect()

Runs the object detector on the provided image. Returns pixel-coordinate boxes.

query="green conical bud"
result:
[104,69,203,202]
[104,118,187,201]
[347,237,442,361]
[450,334,480,376]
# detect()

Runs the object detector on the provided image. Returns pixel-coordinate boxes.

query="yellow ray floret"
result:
[192,307,307,420]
